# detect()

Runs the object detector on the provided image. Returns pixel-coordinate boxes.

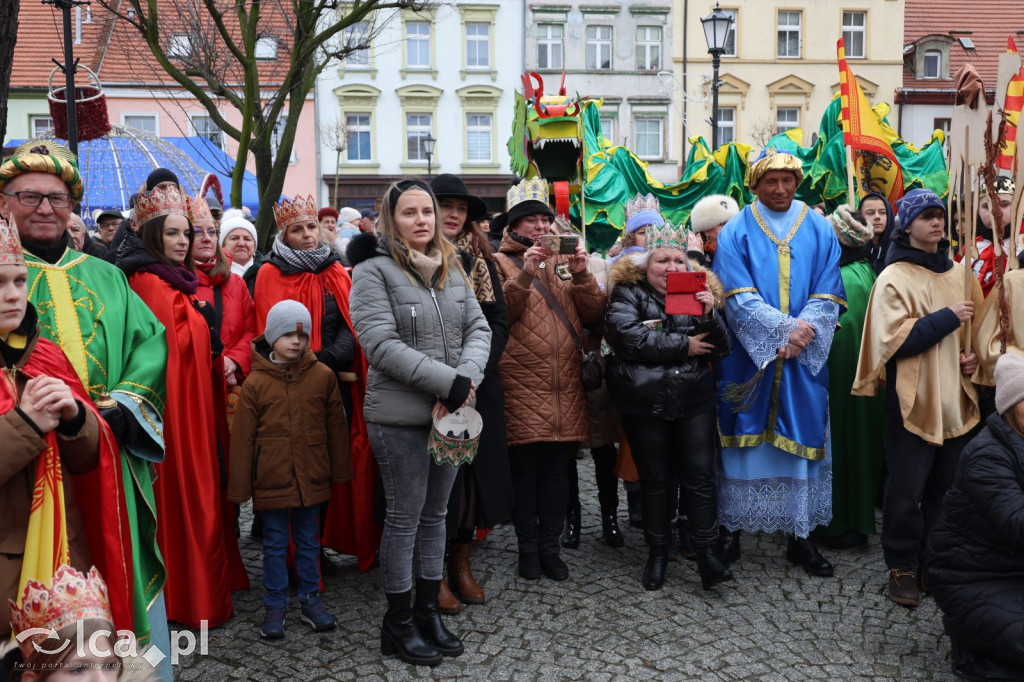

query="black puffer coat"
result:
[927,412,1024,673]
[603,256,729,420]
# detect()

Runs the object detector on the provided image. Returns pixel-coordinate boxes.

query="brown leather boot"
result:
[437,577,462,615]
[448,542,485,605]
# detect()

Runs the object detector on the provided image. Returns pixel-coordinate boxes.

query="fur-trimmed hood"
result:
[345,231,384,268]
[608,253,725,310]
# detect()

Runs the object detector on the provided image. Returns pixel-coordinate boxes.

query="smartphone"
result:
[538,234,579,255]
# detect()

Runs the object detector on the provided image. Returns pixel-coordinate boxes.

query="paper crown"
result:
[0,216,25,266]
[981,175,1016,198]
[645,221,690,252]
[506,178,549,210]
[9,565,113,657]
[135,186,190,226]
[625,193,665,233]
[273,195,318,230]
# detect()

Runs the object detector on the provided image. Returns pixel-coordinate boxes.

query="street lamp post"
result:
[701,3,733,151]
[424,133,436,179]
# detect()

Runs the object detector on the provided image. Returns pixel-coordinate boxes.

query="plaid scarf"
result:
[272,235,334,273]
[452,230,494,304]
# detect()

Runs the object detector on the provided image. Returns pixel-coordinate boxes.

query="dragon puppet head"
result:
[509,72,585,181]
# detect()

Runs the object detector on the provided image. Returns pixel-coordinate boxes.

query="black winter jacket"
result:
[603,256,729,420]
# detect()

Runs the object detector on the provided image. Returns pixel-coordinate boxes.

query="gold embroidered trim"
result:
[724,287,759,298]
[809,293,847,307]
[720,430,827,461]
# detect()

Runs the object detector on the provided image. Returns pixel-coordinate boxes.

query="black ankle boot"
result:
[413,579,464,657]
[602,513,624,547]
[627,489,643,529]
[642,545,670,590]
[786,535,834,577]
[518,551,541,580]
[381,591,442,666]
[718,527,741,566]
[539,553,569,581]
[561,500,581,549]
[696,547,734,590]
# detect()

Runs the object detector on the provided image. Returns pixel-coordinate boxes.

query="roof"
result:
[9,2,102,89]
[903,0,1018,92]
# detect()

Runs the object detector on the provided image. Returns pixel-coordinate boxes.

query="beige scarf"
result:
[406,245,444,286]
[452,230,495,303]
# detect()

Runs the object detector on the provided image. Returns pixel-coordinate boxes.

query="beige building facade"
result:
[673,0,905,167]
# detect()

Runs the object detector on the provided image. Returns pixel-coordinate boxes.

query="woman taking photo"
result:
[429,173,512,614]
[115,185,239,627]
[604,221,733,591]
[347,179,491,666]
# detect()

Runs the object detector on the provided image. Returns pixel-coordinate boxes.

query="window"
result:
[123,114,158,134]
[537,24,563,70]
[269,120,298,163]
[716,108,736,145]
[842,11,865,59]
[346,114,372,161]
[923,49,942,79]
[721,8,737,57]
[406,22,430,68]
[600,117,616,144]
[255,36,278,60]
[407,114,432,161]
[777,11,801,58]
[168,34,191,59]
[343,21,371,66]
[466,114,492,162]
[29,115,53,137]
[776,108,799,133]
[933,117,951,137]
[635,26,661,71]
[466,23,489,69]
[634,118,663,159]
[192,115,225,150]
[586,25,613,70]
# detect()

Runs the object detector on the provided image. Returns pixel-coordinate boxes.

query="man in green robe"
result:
[0,140,171,680]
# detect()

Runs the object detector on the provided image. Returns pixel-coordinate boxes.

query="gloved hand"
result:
[99,403,130,443]
[193,300,224,358]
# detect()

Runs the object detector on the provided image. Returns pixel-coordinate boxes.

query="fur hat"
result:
[995,353,1024,415]
[690,194,739,233]
[265,299,312,347]
[827,204,873,247]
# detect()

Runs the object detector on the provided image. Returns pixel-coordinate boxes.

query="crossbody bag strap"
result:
[509,255,584,352]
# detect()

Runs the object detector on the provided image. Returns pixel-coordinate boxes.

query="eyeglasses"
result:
[2,191,74,209]
[194,228,220,239]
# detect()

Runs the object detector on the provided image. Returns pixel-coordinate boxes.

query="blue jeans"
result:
[261,505,321,608]
[367,421,459,594]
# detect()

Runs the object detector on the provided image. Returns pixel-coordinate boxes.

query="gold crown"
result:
[626,193,660,221]
[273,195,318,230]
[135,186,189,226]
[0,216,24,266]
[9,565,113,657]
[188,195,212,224]
[646,221,690,252]
[507,178,549,210]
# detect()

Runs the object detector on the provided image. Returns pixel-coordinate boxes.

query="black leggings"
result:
[621,410,718,548]
[509,442,577,555]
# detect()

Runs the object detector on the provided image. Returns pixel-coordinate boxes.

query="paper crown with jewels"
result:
[188,174,224,224]
[134,185,189,226]
[625,193,665,234]
[273,195,318,230]
[507,177,549,209]
[645,221,690,252]
[9,565,114,657]
[0,216,25,266]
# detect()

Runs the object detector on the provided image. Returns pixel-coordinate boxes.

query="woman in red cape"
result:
[253,195,379,573]
[116,186,238,628]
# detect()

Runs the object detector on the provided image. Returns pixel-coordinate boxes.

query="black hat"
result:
[429,174,489,222]
[205,195,223,212]
[360,208,378,219]
[145,168,179,191]
[489,212,507,237]
[95,208,122,223]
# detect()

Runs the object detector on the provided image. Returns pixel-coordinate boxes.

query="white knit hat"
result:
[690,194,739,233]
[219,215,258,246]
[265,300,312,347]
[338,207,362,224]
[995,353,1024,415]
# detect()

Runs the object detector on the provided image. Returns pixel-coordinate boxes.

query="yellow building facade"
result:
[673,0,905,165]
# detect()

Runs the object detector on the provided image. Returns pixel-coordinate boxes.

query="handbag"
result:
[510,256,604,391]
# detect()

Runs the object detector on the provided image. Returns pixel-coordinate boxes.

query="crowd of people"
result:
[0,137,1022,680]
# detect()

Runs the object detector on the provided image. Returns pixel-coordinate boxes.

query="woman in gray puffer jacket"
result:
[348,179,491,668]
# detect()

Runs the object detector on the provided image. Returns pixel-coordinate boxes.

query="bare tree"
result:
[94,0,431,243]
[0,0,19,141]
[749,115,782,148]
[319,119,348,212]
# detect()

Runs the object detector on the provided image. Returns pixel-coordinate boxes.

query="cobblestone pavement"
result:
[176,458,957,681]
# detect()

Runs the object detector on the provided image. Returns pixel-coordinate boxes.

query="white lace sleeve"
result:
[724,292,799,370]
[796,298,841,375]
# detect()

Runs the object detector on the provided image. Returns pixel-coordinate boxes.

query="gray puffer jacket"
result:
[349,233,492,426]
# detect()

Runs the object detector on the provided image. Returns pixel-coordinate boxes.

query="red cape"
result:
[254,262,381,572]
[130,272,237,627]
[1,337,135,634]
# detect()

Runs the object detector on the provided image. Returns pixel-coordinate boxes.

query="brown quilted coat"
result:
[493,233,607,447]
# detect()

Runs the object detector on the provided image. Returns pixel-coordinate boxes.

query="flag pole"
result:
[845,145,857,207]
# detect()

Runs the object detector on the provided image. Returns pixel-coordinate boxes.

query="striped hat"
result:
[0,139,84,202]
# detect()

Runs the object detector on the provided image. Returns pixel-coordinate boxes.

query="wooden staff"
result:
[845,145,857,207]
[963,135,976,354]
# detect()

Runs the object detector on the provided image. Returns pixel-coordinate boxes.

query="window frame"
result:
[721,8,737,58]
[633,117,664,161]
[167,34,192,59]
[345,113,373,162]
[121,113,159,135]
[405,21,431,69]
[776,107,800,134]
[776,11,801,59]
[635,26,662,71]
[716,107,737,146]
[190,114,226,151]
[841,11,866,59]
[586,25,613,71]
[465,113,493,163]
[465,22,490,70]
[537,23,563,70]
[343,21,371,67]
[923,49,942,79]
[29,115,54,138]
[254,36,278,60]
[600,116,616,145]
[406,113,434,162]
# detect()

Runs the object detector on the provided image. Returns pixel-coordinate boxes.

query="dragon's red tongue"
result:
[544,104,567,117]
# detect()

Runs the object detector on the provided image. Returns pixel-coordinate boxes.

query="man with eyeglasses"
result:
[92,208,123,248]
[0,139,173,681]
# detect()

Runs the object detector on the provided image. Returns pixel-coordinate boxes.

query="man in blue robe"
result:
[713,148,846,576]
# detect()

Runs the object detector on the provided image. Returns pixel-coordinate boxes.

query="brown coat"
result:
[0,331,99,636]
[493,232,608,447]
[228,338,352,511]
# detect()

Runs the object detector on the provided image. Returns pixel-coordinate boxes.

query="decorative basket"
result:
[427,406,483,468]
[48,65,111,143]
